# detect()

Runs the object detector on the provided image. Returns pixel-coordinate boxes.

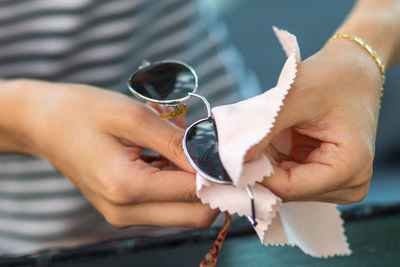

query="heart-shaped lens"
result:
[129,61,197,103]
[184,118,232,184]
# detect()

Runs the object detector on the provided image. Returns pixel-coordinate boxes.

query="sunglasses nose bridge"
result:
[188,93,211,117]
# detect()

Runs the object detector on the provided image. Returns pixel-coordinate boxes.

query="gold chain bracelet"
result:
[325,33,385,102]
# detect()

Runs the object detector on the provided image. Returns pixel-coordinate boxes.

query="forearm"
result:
[335,0,400,68]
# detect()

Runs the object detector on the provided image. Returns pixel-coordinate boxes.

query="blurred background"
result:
[2,1,399,266]
[214,0,400,207]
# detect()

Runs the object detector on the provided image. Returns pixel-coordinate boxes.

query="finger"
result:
[111,155,199,203]
[147,102,163,114]
[301,181,370,204]
[106,202,219,229]
[244,88,309,161]
[142,119,191,172]
[172,111,186,129]
[262,159,346,202]
[148,159,170,169]
[114,103,193,172]
[97,136,198,205]
[138,168,199,203]
[289,130,322,162]
[261,131,354,201]
[264,143,290,162]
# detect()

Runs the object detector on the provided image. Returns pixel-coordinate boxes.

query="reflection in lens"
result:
[185,118,232,183]
[129,62,196,101]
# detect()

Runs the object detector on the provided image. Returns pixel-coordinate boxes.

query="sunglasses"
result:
[128,60,257,265]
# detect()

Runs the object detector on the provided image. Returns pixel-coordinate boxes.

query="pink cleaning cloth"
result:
[196,27,351,257]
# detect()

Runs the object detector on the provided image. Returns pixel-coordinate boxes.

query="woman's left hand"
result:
[247,38,382,204]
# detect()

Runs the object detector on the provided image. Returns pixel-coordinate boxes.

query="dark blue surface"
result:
[43,213,400,267]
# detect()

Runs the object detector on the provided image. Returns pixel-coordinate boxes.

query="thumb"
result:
[124,104,194,173]
[244,89,308,162]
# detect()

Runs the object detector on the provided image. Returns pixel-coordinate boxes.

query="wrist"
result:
[0,79,50,155]
[318,39,382,107]
[326,33,385,97]
[322,38,382,83]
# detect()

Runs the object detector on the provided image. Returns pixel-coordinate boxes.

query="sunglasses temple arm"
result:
[246,185,257,227]
[188,92,211,117]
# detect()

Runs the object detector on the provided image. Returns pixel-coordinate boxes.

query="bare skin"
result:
[247,0,400,204]
[0,79,218,229]
[246,40,381,204]
[0,0,399,229]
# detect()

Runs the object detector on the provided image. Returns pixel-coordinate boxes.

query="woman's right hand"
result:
[0,79,218,229]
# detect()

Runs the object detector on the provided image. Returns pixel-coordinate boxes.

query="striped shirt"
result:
[0,0,261,255]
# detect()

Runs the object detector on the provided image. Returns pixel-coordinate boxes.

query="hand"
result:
[6,79,218,228]
[247,39,382,204]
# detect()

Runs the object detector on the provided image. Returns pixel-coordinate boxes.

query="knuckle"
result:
[343,145,374,188]
[344,194,365,205]
[106,217,127,229]
[342,151,360,173]
[355,183,370,202]
[341,184,370,205]
[103,208,128,229]
[103,159,151,205]
[359,163,373,185]
[167,130,185,160]
[350,157,373,188]
[178,186,198,203]
[104,180,137,205]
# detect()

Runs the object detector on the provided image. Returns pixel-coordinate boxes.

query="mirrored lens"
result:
[185,118,232,183]
[129,62,196,101]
